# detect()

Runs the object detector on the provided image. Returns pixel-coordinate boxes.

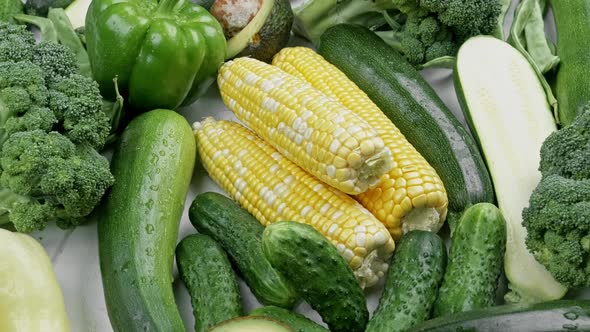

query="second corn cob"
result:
[272,47,448,239]
[217,57,393,195]
[193,117,396,288]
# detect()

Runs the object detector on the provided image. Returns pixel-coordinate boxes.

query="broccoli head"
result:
[523,108,590,288]
[523,175,590,287]
[0,22,35,63]
[539,107,590,180]
[0,130,114,233]
[433,0,501,40]
[32,41,79,84]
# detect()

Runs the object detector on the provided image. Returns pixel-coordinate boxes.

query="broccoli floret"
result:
[32,41,79,84]
[539,107,590,180]
[523,175,590,287]
[438,0,501,40]
[0,22,35,63]
[425,40,457,62]
[48,74,110,149]
[0,130,114,233]
[522,109,590,288]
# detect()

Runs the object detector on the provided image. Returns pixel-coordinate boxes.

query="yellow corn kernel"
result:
[272,47,449,240]
[194,117,395,287]
[217,57,393,195]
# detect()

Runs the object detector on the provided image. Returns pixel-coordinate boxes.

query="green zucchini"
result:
[454,35,566,303]
[209,317,293,332]
[408,300,590,332]
[249,306,328,332]
[552,0,590,126]
[176,234,243,332]
[98,109,196,332]
[262,221,368,332]
[433,203,506,317]
[317,24,494,216]
[366,230,446,332]
[188,192,298,308]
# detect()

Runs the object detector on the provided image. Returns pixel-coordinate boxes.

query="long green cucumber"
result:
[262,221,368,332]
[433,203,506,317]
[317,24,494,215]
[409,300,590,332]
[366,231,446,332]
[250,306,328,332]
[188,191,298,308]
[176,234,243,332]
[551,0,590,126]
[98,109,195,332]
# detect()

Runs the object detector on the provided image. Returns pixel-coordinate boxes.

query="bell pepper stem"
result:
[156,0,183,13]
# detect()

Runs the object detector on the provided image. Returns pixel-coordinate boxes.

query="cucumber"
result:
[250,306,328,332]
[454,35,566,303]
[366,231,446,332]
[552,0,590,126]
[188,192,298,308]
[98,109,196,332]
[262,221,368,332]
[317,24,494,215]
[210,317,293,332]
[176,234,243,332]
[409,300,590,332]
[433,203,506,317]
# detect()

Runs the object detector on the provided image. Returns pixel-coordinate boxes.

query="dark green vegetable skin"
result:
[250,306,328,332]
[551,0,590,126]
[318,24,494,214]
[409,300,590,332]
[188,192,297,308]
[176,234,243,332]
[366,231,447,332]
[262,221,368,332]
[433,203,506,317]
[98,109,196,332]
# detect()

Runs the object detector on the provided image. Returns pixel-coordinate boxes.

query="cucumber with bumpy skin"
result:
[210,316,293,332]
[188,192,297,308]
[250,306,328,332]
[176,234,243,332]
[433,203,506,316]
[366,230,446,332]
[262,221,368,332]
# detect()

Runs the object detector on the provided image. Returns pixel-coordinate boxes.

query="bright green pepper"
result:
[85,0,226,111]
[0,229,70,332]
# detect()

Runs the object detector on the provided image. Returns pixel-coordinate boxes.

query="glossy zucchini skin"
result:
[188,192,298,308]
[433,203,506,317]
[98,109,196,332]
[318,24,494,214]
[366,231,446,332]
[408,300,590,332]
[176,234,243,332]
[262,221,368,332]
[551,0,590,126]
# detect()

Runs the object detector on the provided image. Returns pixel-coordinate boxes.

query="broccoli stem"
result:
[13,14,58,42]
[294,0,396,44]
[0,98,15,146]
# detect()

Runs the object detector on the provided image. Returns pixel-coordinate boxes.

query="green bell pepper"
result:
[0,229,70,332]
[85,0,226,110]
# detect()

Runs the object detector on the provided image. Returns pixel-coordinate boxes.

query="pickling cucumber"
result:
[176,234,243,332]
[250,306,328,332]
[262,221,368,332]
[366,230,446,332]
[433,203,506,316]
[98,109,196,331]
[188,192,297,308]
[209,317,293,332]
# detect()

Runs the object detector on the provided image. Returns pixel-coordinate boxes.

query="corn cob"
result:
[217,57,393,195]
[193,117,395,288]
[272,47,448,240]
